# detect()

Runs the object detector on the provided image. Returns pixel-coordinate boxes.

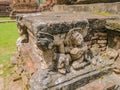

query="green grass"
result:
[0,22,19,77]
[0,17,11,20]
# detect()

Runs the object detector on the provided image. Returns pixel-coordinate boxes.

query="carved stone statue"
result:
[54,54,71,74]
[48,28,88,74]
[65,29,88,70]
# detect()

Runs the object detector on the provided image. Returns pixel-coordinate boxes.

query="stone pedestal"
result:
[16,12,120,90]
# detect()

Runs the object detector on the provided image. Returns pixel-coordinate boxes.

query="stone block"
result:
[98,40,107,44]
[91,36,98,40]
[99,44,107,47]
[15,12,120,90]
[98,32,107,36]
[75,0,119,4]
[98,36,107,40]
[100,47,107,51]
[106,20,120,32]
[53,2,120,14]
[55,0,120,4]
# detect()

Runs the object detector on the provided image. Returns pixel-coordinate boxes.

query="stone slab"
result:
[16,12,119,35]
[30,62,113,90]
[16,12,120,90]
[56,0,120,4]
[53,2,120,14]
[77,73,120,90]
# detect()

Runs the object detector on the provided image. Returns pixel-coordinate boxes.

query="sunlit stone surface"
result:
[16,12,120,90]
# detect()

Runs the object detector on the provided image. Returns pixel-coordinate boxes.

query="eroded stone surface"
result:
[106,20,120,32]
[53,2,120,14]
[15,12,120,90]
[77,73,120,90]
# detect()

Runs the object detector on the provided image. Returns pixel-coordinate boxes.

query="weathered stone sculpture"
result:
[16,12,120,90]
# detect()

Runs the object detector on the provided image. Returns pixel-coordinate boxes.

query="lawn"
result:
[0,17,11,20]
[0,21,19,77]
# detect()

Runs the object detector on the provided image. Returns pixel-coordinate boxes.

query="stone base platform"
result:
[15,12,120,90]
[53,2,120,14]
[18,40,114,90]
[30,62,113,90]
[78,73,120,90]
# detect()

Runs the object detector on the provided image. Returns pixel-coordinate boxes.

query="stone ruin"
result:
[36,0,120,13]
[0,0,11,17]
[10,0,38,18]
[39,0,57,11]
[38,0,117,11]
[15,12,120,90]
[55,0,119,4]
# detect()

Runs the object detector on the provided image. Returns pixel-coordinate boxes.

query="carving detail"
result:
[37,28,88,74]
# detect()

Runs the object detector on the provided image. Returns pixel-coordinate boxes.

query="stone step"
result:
[56,0,119,4]
[31,64,113,90]
[53,2,120,14]
[77,73,120,90]
[74,0,119,4]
